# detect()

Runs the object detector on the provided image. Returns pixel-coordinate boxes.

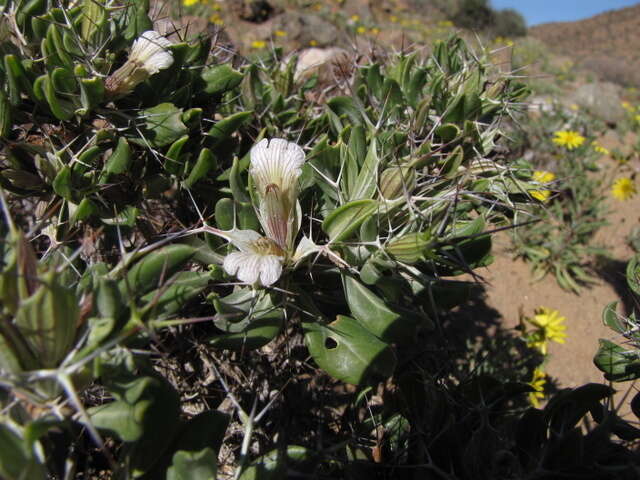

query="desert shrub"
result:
[493,8,527,38]
[0,1,639,479]
[509,104,609,292]
[451,0,495,31]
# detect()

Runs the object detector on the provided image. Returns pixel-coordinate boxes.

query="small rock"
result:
[572,82,625,125]
[293,47,353,84]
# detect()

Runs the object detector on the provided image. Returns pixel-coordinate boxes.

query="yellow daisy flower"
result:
[370,27,380,35]
[611,177,637,201]
[350,14,360,22]
[183,0,199,5]
[525,307,567,355]
[275,30,287,37]
[390,15,399,23]
[528,368,546,408]
[530,171,555,202]
[251,40,267,49]
[591,140,610,156]
[356,26,366,34]
[552,130,585,150]
[309,39,318,46]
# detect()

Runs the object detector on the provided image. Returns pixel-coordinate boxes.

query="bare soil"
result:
[482,149,640,416]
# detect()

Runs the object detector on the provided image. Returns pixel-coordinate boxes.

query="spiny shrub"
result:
[2,2,636,479]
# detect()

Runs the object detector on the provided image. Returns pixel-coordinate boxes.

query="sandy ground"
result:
[482,148,640,416]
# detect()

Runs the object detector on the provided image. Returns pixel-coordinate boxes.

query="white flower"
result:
[249,138,305,251]
[218,229,285,287]
[105,30,174,97]
[129,31,174,74]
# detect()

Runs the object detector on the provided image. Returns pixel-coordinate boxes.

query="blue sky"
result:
[491,0,640,25]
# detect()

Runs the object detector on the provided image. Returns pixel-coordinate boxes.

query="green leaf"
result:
[327,96,363,126]
[140,103,188,148]
[627,254,640,296]
[602,301,625,334]
[343,275,416,343]
[89,375,182,476]
[183,148,216,188]
[206,111,253,147]
[201,64,243,95]
[143,271,209,319]
[120,245,196,296]
[303,315,396,385]
[594,339,640,382]
[214,198,235,230]
[0,424,46,480]
[164,134,189,175]
[350,138,379,201]
[238,445,316,480]
[52,166,73,200]
[167,449,217,480]
[15,270,78,368]
[322,199,378,242]
[99,136,131,183]
[210,291,283,350]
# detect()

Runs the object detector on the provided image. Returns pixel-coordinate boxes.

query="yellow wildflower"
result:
[209,13,224,25]
[530,171,555,202]
[183,0,199,5]
[211,2,221,10]
[591,140,610,156]
[275,30,287,37]
[356,26,366,34]
[528,368,546,408]
[350,14,360,22]
[309,39,318,47]
[370,27,380,35]
[390,15,398,23]
[532,170,556,183]
[635,114,640,124]
[621,101,634,112]
[552,130,585,150]
[251,40,267,49]
[569,104,579,111]
[611,177,637,201]
[525,307,567,355]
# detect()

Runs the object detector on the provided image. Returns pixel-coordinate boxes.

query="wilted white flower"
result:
[105,30,174,97]
[250,138,305,251]
[218,229,285,287]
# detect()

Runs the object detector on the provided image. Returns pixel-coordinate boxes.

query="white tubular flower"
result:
[250,138,306,251]
[105,30,174,97]
[219,229,286,287]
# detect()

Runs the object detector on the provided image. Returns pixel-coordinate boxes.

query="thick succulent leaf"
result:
[594,339,640,382]
[303,315,396,385]
[343,275,416,343]
[238,445,316,480]
[139,103,188,148]
[322,199,378,242]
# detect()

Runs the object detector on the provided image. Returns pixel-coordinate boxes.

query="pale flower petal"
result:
[223,251,283,287]
[250,138,305,197]
[105,30,173,97]
[131,31,174,74]
[249,138,306,249]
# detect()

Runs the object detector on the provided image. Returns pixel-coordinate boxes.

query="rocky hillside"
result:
[530,4,640,87]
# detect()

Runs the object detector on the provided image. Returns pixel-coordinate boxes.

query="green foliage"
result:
[510,104,608,292]
[595,254,640,382]
[493,8,527,38]
[1,1,636,478]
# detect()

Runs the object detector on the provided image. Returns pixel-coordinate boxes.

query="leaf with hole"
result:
[303,315,396,385]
